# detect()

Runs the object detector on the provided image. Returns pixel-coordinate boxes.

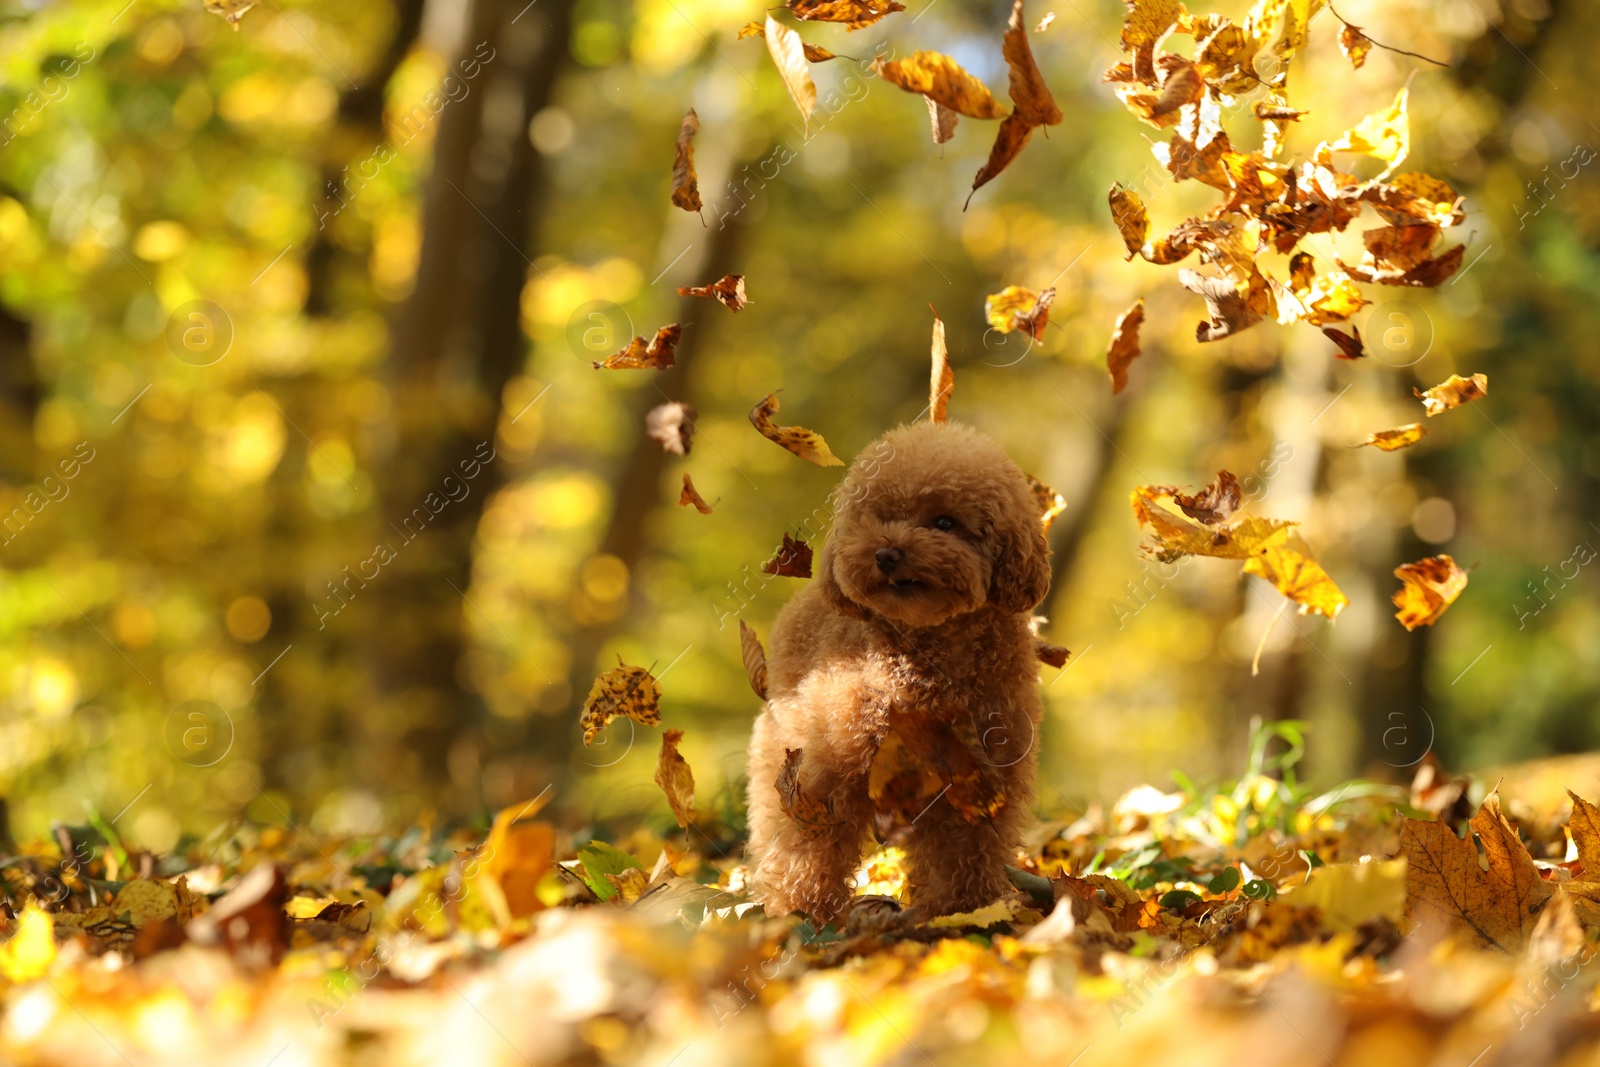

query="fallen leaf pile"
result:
[13,729,1600,1066]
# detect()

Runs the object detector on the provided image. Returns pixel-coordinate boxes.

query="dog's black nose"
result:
[875,547,903,574]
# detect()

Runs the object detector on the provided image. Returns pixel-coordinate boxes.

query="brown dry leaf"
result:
[1339,23,1373,69]
[762,532,814,578]
[969,112,1036,204]
[1243,537,1349,620]
[777,748,844,837]
[203,0,255,29]
[186,863,289,965]
[579,657,663,745]
[766,16,818,130]
[749,392,844,466]
[1355,423,1427,452]
[676,273,748,311]
[1108,183,1149,259]
[1180,267,1273,342]
[874,52,1007,119]
[1036,639,1071,668]
[1323,325,1364,360]
[1003,0,1062,127]
[786,0,905,30]
[477,792,556,921]
[868,731,945,829]
[985,285,1055,341]
[1399,790,1553,952]
[1149,56,1204,119]
[737,21,839,62]
[1132,481,1294,561]
[1165,470,1242,525]
[1106,299,1146,395]
[739,621,768,700]
[929,308,953,422]
[1362,172,1467,228]
[646,402,696,455]
[1393,554,1470,630]
[926,98,959,144]
[1253,99,1308,123]
[593,324,681,370]
[1346,243,1465,287]
[678,473,714,514]
[1562,791,1600,928]
[1026,473,1068,531]
[671,110,702,216]
[1416,372,1488,416]
[654,729,696,830]
[1119,0,1182,80]
[885,711,1007,825]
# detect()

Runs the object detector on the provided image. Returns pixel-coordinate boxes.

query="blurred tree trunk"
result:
[0,304,34,481]
[365,0,576,810]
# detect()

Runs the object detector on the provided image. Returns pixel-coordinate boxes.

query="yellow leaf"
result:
[1416,372,1487,416]
[1355,423,1427,451]
[1288,859,1406,933]
[765,17,817,130]
[748,392,844,466]
[579,657,663,744]
[477,792,556,922]
[874,51,1007,119]
[592,323,681,370]
[929,308,953,423]
[1132,481,1294,560]
[1244,537,1348,619]
[654,729,696,829]
[984,284,1054,340]
[1319,86,1408,178]
[0,907,55,983]
[1392,554,1469,630]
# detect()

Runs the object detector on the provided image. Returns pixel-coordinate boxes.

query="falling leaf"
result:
[1036,639,1071,668]
[1346,243,1465,287]
[1323,325,1364,360]
[477,792,556,921]
[1148,57,1205,119]
[1339,23,1373,69]
[929,308,953,422]
[671,110,701,216]
[1392,554,1469,630]
[678,473,714,514]
[203,0,256,28]
[1253,100,1308,122]
[762,532,814,577]
[1026,473,1068,531]
[985,285,1055,341]
[579,657,663,745]
[785,0,905,30]
[654,730,696,829]
[1244,537,1349,619]
[1180,267,1273,342]
[777,748,843,837]
[646,402,696,455]
[1118,0,1182,80]
[1416,372,1488,416]
[739,621,768,700]
[593,324,682,370]
[766,17,818,130]
[1164,470,1242,525]
[926,97,959,145]
[1003,0,1062,127]
[1399,790,1552,952]
[676,273,748,311]
[1106,299,1146,395]
[1132,480,1294,561]
[1318,85,1408,178]
[1035,11,1056,32]
[969,112,1036,204]
[873,52,1007,119]
[876,711,1007,827]
[1355,423,1427,451]
[868,730,948,829]
[1108,183,1149,259]
[748,392,844,466]
[737,21,840,62]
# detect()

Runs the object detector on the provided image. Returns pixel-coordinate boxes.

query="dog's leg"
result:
[902,799,1020,918]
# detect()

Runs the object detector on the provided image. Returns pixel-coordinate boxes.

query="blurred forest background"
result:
[0,0,1595,852]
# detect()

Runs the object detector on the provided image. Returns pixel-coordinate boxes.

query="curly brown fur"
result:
[745,421,1051,924]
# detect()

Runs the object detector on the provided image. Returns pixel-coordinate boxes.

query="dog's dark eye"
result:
[932,515,957,532]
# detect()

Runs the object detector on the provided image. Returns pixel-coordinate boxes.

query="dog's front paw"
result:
[843,894,904,936]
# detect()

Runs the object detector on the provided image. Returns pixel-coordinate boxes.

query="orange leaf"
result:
[929,307,953,422]
[785,0,904,30]
[592,323,681,370]
[1416,373,1487,416]
[678,473,714,514]
[1354,423,1427,452]
[671,110,701,216]
[654,729,696,829]
[1003,0,1061,126]
[749,392,844,466]
[1106,299,1145,394]
[676,273,748,311]
[1392,554,1469,630]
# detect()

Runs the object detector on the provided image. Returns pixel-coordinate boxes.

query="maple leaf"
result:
[1244,537,1348,619]
[739,621,768,700]
[1106,299,1146,394]
[737,21,839,62]
[1399,791,1553,952]
[1003,0,1062,126]
[593,324,681,370]
[985,285,1055,340]
[671,110,701,216]
[749,392,844,466]
[678,473,713,514]
[874,52,1007,119]
[762,532,813,577]
[785,0,905,30]
[1339,23,1373,68]
[765,16,817,130]
[646,402,696,455]
[1323,324,1364,360]
[929,308,953,422]
[676,273,747,311]
[654,729,696,829]
[1026,472,1067,531]
[1416,372,1488,416]
[777,748,843,837]
[1354,423,1427,451]
[1392,554,1469,630]
[579,657,662,744]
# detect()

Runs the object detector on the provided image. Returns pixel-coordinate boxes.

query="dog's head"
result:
[817,421,1052,628]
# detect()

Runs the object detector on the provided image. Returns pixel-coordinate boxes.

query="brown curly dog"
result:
[745,420,1051,924]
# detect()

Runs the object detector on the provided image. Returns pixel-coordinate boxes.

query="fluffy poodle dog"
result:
[745,420,1052,923]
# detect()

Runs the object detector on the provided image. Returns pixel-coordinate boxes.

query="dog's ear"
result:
[989,516,1052,614]
[816,537,870,620]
